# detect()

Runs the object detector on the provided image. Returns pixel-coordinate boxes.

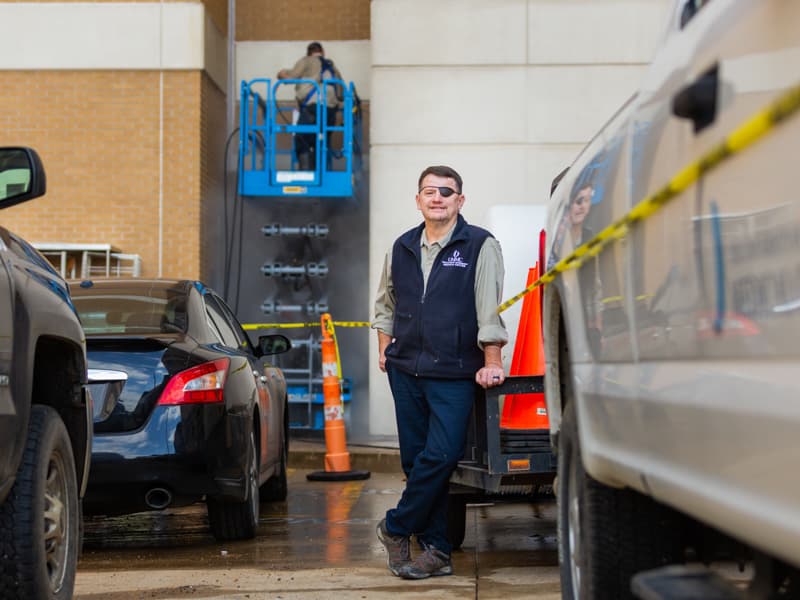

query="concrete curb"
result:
[288,440,401,473]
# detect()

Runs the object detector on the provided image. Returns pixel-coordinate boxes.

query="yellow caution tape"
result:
[497,81,800,314]
[329,321,373,328]
[242,322,317,330]
[242,321,371,331]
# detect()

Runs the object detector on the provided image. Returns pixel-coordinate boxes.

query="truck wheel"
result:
[207,431,259,541]
[558,401,685,599]
[260,401,288,502]
[0,405,79,600]
[447,493,467,550]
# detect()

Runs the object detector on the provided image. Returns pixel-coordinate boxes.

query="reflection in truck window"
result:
[680,0,712,29]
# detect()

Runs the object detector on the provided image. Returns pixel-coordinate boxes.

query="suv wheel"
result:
[558,400,686,599]
[0,405,79,600]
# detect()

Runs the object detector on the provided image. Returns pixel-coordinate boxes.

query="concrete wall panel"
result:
[528,0,670,64]
[0,3,207,70]
[371,67,527,145]
[0,3,160,69]
[372,0,527,66]
[525,65,647,143]
[0,3,226,89]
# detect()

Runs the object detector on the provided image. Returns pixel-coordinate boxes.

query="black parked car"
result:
[70,278,291,541]
[0,147,93,599]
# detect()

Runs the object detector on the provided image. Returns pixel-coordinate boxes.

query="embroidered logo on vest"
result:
[441,249,469,268]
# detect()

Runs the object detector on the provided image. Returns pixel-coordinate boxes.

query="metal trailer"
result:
[447,375,557,549]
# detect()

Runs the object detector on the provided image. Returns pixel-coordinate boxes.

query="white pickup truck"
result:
[543,1,800,598]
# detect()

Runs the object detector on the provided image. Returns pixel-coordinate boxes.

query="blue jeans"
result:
[384,365,477,555]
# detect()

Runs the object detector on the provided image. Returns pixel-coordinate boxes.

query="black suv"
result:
[0,147,92,599]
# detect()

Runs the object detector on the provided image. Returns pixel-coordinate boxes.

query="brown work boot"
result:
[376,518,411,576]
[398,543,453,579]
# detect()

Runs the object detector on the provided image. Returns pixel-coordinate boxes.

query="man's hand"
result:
[476,365,505,389]
[477,342,505,388]
[377,330,392,373]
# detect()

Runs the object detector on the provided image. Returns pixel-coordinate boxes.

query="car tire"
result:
[558,400,685,599]
[0,405,79,600]
[260,400,288,503]
[207,430,259,541]
[446,493,467,550]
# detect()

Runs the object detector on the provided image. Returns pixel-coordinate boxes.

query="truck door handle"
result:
[672,65,718,133]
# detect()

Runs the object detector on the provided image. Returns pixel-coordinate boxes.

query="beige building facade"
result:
[1,0,670,438]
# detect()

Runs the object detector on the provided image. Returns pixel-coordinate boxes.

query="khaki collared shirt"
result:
[282,54,343,108]
[373,224,508,349]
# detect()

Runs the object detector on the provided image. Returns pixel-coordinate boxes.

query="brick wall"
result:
[199,74,227,284]
[202,0,228,38]
[161,72,202,279]
[237,0,370,41]
[0,70,215,280]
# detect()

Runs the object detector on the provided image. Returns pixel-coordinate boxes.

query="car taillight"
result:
[158,358,229,405]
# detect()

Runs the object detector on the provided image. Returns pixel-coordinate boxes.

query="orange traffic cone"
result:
[500,262,549,430]
[307,314,370,481]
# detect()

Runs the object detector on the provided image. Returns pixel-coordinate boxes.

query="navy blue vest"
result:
[386,214,492,378]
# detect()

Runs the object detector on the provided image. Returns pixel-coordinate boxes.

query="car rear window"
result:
[72,287,188,335]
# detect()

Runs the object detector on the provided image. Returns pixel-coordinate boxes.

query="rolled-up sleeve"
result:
[372,251,395,336]
[475,237,508,348]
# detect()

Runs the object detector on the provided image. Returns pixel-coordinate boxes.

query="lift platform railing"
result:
[239,77,361,198]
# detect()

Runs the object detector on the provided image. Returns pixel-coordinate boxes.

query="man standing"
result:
[373,165,508,579]
[277,41,343,171]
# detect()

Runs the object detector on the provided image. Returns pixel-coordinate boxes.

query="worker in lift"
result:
[277,41,344,171]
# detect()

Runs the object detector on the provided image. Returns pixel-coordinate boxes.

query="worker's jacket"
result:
[387,214,491,379]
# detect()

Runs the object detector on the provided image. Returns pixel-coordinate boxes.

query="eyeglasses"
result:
[419,186,460,198]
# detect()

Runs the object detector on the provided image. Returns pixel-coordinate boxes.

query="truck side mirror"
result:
[0,147,46,208]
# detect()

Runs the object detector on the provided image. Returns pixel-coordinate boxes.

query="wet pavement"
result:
[75,457,560,599]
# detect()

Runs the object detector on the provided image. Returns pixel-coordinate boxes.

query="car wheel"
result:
[558,401,685,599]
[446,493,467,550]
[0,405,79,600]
[260,400,288,503]
[207,430,259,541]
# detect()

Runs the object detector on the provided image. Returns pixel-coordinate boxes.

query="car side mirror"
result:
[0,147,46,209]
[258,334,292,356]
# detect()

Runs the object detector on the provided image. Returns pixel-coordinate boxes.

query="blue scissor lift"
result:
[238,78,363,198]
[237,77,365,431]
